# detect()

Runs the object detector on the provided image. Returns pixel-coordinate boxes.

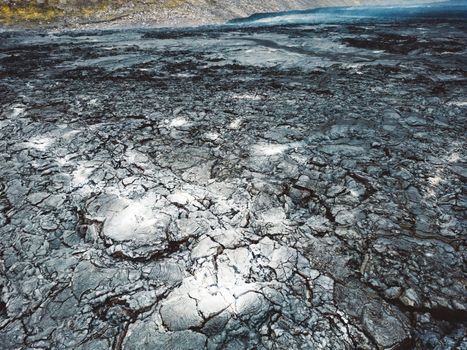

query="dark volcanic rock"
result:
[0,19,466,350]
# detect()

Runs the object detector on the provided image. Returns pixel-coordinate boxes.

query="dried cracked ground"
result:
[0,21,466,350]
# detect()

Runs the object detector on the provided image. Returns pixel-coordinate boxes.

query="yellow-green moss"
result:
[0,2,114,24]
[80,3,109,18]
[0,5,13,19]
[0,4,64,23]
[0,0,192,25]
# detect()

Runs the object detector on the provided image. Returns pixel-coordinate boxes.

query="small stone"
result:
[27,192,50,205]
[160,295,204,331]
[405,116,427,126]
[335,210,357,226]
[42,194,66,208]
[40,215,59,231]
[362,304,410,349]
[400,288,421,308]
[191,237,219,259]
[385,286,402,299]
[167,192,194,206]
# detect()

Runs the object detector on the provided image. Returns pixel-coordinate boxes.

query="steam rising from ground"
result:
[229,1,467,27]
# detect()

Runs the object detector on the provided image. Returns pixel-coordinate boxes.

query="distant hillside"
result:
[0,0,445,28]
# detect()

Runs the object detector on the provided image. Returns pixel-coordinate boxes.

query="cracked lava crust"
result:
[0,20,466,350]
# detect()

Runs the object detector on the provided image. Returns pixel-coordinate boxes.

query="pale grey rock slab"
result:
[191,236,220,260]
[160,295,204,331]
[124,320,207,350]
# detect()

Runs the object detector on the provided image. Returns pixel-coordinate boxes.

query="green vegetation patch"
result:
[0,4,64,23]
[0,0,194,25]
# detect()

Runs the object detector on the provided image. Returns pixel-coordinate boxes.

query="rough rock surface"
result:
[0,0,445,28]
[0,19,466,349]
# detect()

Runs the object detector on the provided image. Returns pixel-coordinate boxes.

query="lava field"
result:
[0,19,466,349]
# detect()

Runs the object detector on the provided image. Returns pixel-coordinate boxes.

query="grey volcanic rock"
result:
[160,295,204,331]
[124,326,207,350]
[0,16,466,350]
